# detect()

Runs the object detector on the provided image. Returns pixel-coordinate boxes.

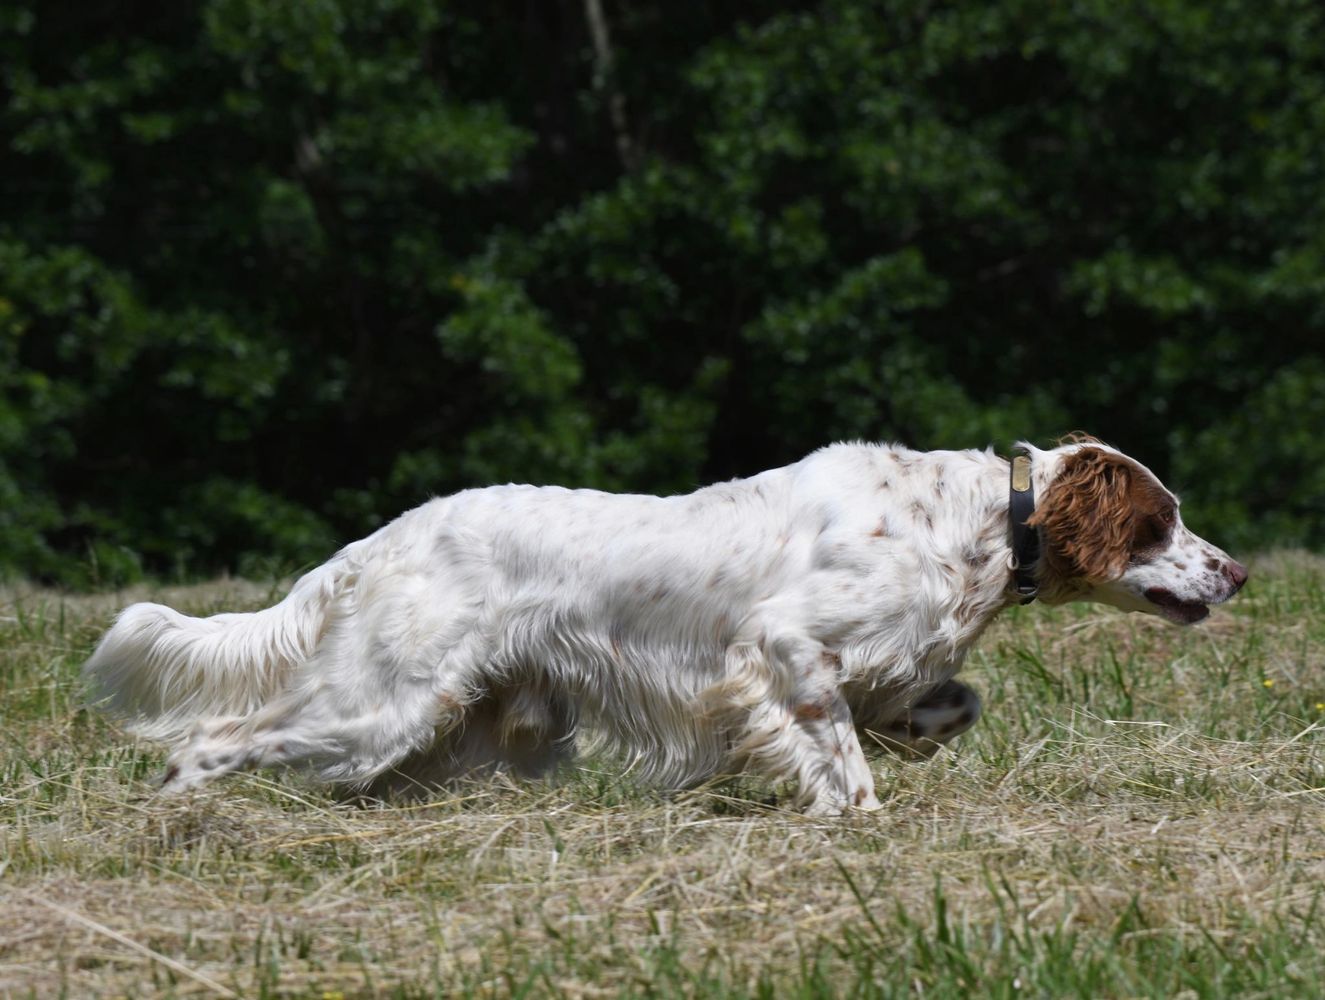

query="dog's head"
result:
[1027,442,1247,623]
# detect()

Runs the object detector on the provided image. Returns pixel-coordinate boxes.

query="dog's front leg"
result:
[728,637,880,814]
[787,690,881,815]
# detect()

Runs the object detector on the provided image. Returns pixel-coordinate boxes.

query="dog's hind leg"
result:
[161,686,449,791]
[159,623,490,792]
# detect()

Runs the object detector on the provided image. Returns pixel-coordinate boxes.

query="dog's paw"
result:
[158,720,252,791]
[158,751,233,792]
[800,784,882,816]
[866,679,982,759]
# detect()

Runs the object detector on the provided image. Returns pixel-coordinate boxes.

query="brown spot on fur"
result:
[1174,561,1187,571]
[794,702,828,721]
[910,500,933,529]
[821,649,841,669]
[854,787,868,806]
[870,517,895,539]
[1206,557,1220,571]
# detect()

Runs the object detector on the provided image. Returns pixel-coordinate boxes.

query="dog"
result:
[84,437,1247,813]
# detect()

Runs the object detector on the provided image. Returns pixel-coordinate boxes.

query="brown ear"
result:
[1057,430,1105,447]
[1028,448,1136,582]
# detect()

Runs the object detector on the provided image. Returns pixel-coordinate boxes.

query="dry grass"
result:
[3,555,1325,997]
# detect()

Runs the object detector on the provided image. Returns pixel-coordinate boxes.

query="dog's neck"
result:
[906,452,1040,667]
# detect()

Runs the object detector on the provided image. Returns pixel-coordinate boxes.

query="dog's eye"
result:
[1131,509,1174,554]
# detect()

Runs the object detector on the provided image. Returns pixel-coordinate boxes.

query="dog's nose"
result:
[1223,560,1249,591]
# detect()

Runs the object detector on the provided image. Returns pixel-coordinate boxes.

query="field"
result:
[3,554,1325,998]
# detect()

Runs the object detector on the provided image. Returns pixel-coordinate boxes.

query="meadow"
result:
[3,553,1324,997]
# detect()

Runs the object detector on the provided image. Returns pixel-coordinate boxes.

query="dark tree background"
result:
[2,0,1322,586]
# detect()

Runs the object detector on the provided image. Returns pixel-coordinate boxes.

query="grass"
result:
[2,554,1325,997]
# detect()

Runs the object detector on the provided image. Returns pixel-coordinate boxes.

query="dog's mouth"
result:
[1144,587,1210,625]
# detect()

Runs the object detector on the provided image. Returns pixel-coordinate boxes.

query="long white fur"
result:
[83,440,1243,813]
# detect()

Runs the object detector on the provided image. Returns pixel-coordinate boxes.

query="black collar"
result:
[1009,449,1041,604]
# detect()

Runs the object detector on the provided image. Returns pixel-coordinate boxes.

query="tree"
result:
[2,0,1322,583]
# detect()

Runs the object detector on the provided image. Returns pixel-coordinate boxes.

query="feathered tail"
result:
[83,558,352,742]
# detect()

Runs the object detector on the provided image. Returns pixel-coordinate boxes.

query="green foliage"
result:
[1174,359,1325,549]
[0,0,1321,582]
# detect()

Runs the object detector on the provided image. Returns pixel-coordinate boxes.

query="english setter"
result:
[85,438,1247,813]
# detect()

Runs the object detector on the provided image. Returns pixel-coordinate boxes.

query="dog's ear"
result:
[1029,448,1137,582]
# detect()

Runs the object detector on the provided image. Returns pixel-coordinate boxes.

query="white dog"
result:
[85,438,1247,813]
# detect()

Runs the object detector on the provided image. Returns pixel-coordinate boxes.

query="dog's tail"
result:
[84,557,353,742]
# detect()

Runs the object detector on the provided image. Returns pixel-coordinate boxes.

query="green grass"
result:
[3,556,1325,997]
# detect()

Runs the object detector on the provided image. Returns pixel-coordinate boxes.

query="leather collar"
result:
[1009,449,1041,604]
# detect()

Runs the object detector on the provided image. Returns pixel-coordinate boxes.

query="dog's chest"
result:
[809,514,1009,683]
